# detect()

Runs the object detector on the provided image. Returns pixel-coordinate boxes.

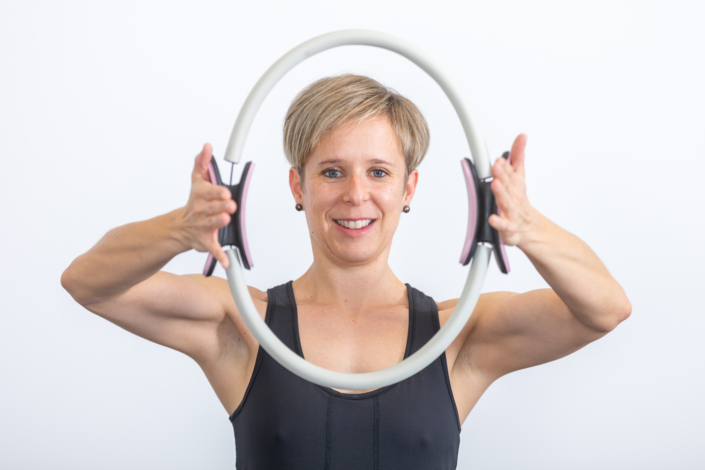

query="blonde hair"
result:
[283,74,429,183]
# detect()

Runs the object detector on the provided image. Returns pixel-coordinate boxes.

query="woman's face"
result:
[289,116,418,267]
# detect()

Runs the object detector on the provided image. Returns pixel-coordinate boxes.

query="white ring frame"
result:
[223,29,492,390]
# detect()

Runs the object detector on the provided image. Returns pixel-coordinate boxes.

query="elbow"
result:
[61,266,83,304]
[595,296,632,333]
[575,292,632,334]
[619,297,632,322]
[61,266,90,305]
[60,266,74,295]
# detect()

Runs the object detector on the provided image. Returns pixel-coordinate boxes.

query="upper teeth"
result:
[336,219,373,229]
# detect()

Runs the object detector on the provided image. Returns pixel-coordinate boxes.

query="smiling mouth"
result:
[334,219,375,230]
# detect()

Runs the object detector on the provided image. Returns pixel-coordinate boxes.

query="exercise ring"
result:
[217,29,505,390]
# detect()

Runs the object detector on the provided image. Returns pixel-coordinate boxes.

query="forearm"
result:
[518,207,631,331]
[61,208,189,304]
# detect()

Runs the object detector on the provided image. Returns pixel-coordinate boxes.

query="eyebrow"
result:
[317,158,392,166]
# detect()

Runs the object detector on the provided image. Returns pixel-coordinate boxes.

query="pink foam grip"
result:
[459,159,478,264]
[495,237,510,274]
[495,152,511,273]
[239,162,254,269]
[207,158,218,184]
[203,158,219,276]
[203,253,215,276]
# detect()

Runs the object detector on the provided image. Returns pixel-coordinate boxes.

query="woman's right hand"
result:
[177,143,237,269]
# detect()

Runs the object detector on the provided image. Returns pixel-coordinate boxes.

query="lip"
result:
[333,219,376,237]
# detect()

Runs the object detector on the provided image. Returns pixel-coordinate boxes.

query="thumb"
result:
[208,230,230,270]
[510,134,527,175]
[192,143,213,184]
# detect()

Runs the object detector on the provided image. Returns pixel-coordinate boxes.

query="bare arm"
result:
[61,144,241,362]
[469,211,631,379]
[62,209,190,305]
[454,135,631,381]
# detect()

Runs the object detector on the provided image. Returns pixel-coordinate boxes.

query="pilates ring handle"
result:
[223,29,495,390]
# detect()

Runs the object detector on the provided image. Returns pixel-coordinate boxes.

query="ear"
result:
[289,167,304,204]
[402,169,419,207]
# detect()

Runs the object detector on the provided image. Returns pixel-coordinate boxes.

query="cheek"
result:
[304,185,338,213]
[379,185,405,207]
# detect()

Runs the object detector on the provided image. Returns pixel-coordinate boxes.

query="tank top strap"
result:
[269,281,438,357]
[265,282,300,355]
[405,284,440,355]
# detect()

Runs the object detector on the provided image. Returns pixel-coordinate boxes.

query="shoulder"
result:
[247,284,269,303]
[185,275,269,314]
[187,276,269,345]
[436,298,458,313]
[436,290,516,369]
[436,291,512,325]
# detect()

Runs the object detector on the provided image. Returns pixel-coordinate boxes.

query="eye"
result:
[323,169,341,178]
[372,168,388,178]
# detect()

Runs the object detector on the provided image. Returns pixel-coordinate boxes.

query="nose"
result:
[343,172,369,206]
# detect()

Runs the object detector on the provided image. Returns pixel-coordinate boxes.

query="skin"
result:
[61,115,631,426]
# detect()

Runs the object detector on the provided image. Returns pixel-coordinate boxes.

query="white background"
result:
[1,0,703,468]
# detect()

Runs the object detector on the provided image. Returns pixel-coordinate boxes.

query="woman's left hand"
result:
[488,134,535,247]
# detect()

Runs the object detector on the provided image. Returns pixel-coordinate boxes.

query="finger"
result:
[206,231,230,270]
[195,182,232,202]
[204,212,231,230]
[491,178,517,219]
[192,143,213,184]
[214,243,230,271]
[488,213,511,232]
[492,157,513,189]
[218,248,230,270]
[201,199,237,217]
[491,164,514,206]
[510,134,527,175]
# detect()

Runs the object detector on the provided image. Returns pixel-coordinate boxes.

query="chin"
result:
[333,247,381,265]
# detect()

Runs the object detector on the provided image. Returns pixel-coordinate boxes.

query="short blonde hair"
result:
[283,74,429,182]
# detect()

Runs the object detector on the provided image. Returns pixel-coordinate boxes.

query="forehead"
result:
[307,116,404,167]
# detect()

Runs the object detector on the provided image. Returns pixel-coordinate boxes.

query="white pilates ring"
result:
[223,29,492,390]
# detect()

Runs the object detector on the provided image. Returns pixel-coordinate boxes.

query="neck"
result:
[292,249,407,311]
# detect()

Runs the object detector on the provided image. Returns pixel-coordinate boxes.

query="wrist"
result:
[163,207,192,254]
[516,206,548,253]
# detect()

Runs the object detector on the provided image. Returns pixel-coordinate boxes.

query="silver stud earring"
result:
[295,203,303,211]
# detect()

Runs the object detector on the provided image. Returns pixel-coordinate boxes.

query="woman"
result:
[61,74,631,469]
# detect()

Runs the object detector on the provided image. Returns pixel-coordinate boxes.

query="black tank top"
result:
[229,281,461,469]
